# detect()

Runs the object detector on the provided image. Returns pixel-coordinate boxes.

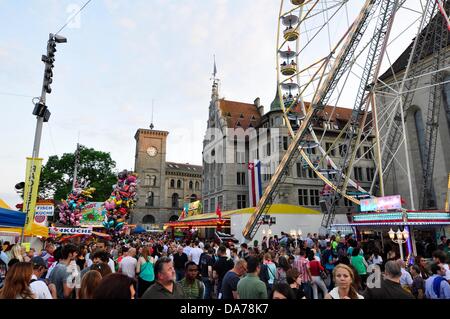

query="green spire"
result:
[270,87,282,111]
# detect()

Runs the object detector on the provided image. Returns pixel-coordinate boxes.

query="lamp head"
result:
[388,228,395,240]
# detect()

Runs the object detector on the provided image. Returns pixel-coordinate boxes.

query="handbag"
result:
[319,268,328,280]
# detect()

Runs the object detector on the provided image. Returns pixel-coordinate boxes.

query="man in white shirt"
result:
[433,250,450,281]
[397,259,413,287]
[119,247,137,278]
[189,241,203,265]
[183,242,192,257]
[30,257,54,299]
[89,241,115,273]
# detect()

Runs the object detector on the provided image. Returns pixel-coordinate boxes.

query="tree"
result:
[39,145,117,202]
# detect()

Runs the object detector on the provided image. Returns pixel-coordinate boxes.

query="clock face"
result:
[147,146,158,157]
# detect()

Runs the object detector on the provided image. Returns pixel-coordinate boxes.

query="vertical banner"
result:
[254,160,263,204]
[22,157,43,232]
[248,162,256,207]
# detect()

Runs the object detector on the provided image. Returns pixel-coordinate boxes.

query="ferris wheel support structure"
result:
[243,0,380,240]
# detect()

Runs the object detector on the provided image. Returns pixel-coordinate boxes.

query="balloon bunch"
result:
[58,181,96,226]
[102,170,138,232]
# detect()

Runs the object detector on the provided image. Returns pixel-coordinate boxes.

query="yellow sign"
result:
[23,157,43,232]
[21,242,31,252]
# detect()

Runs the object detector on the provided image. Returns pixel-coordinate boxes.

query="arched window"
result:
[172,193,179,208]
[190,194,198,202]
[170,179,175,188]
[150,175,156,186]
[146,191,154,207]
[189,181,193,190]
[142,215,155,224]
[169,215,179,222]
[177,180,182,189]
[195,181,200,190]
[145,175,150,186]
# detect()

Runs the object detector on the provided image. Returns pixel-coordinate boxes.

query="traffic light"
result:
[32,103,51,122]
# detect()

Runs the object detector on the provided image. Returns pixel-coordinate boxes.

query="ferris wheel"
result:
[243,0,450,239]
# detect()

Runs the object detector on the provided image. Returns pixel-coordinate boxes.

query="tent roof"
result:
[179,204,320,222]
[0,207,26,228]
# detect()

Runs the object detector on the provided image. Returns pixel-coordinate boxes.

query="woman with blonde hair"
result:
[78,270,102,299]
[0,262,36,299]
[10,244,24,262]
[325,264,364,299]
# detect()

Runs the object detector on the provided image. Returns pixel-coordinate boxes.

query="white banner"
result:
[36,204,54,216]
[49,227,92,235]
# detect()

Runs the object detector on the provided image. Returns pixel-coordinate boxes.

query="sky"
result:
[0,0,426,207]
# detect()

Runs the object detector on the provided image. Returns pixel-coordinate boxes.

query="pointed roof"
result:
[218,99,262,129]
[270,88,282,111]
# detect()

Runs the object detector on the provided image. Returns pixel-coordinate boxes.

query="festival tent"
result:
[0,199,49,237]
[0,207,26,228]
[132,225,146,234]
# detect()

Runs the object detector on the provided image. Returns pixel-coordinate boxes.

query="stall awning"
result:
[0,207,26,228]
[165,204,319,229]
[0,222,48,237]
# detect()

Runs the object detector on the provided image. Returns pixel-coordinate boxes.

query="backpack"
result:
[433,276,445,298]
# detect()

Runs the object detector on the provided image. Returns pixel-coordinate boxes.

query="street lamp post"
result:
[388,228,409,261]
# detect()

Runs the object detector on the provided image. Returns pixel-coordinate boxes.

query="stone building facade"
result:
[132,128,202,229]
[202,82,376,215]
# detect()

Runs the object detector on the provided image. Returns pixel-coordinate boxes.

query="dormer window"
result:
[239,113,244,119]
[236,121,242,127]
[250,115,256,121]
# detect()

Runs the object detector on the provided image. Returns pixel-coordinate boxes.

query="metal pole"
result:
[20,34,52,244]
[398,241,404,261]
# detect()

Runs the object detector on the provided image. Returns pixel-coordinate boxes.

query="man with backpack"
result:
[425,263,450,299]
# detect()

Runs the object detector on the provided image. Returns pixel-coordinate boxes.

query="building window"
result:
[366,167,375,181]
[172,193,179,208]
[190,194,197,202]
[237,195,247,209]
[306,147,316,155]
[150,175,156,186]
[364,146,373,160]
[220,174,223,187]
[267,143,271,156]
[353,167,363,181]
[339,144,347,157]
[218,196,223,210]
[310,189,320,206]
[146,191,154,207]
[189,181,193,189]
[344,197,354,207]
[236,151,245,163]
[298,189,309,206]
[210,198,216,212]
[326,143,335,156]
[170,179,175,188]
[195,181,200,190]
[204,199,209,213]
[283,136,289,151]
[145,175,150,186]
[237,172,246,185]
[356,148,361,158]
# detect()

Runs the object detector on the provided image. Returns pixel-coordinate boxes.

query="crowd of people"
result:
[0,231,449,299]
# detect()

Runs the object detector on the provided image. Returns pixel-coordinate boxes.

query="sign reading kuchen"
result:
[360,195,402,212]
[49,227,92,235]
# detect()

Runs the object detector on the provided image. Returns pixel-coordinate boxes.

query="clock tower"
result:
[133,128,169,226]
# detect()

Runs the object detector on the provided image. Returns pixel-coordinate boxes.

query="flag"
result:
[248,160,263,207]
[216,204,222,221]
[178,207,186,221]
[213,55,217,78]
[23,157,43,232]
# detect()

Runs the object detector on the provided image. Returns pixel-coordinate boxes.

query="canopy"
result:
[132,225,146,234]
[0,222,49,237]
[0,207,26,228]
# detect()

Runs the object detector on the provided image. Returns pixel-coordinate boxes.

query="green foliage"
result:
[39,145,117,202]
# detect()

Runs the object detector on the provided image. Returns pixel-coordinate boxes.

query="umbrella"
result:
[132,225,146,234]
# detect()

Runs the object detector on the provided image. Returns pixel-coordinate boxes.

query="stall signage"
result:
[360,195,402,212]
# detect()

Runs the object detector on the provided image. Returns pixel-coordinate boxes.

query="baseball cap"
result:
[31,256,47,268]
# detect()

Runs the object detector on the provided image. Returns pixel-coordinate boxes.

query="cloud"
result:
[118,17,137,30]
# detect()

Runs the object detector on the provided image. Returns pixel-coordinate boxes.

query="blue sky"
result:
[0,0,423,207]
